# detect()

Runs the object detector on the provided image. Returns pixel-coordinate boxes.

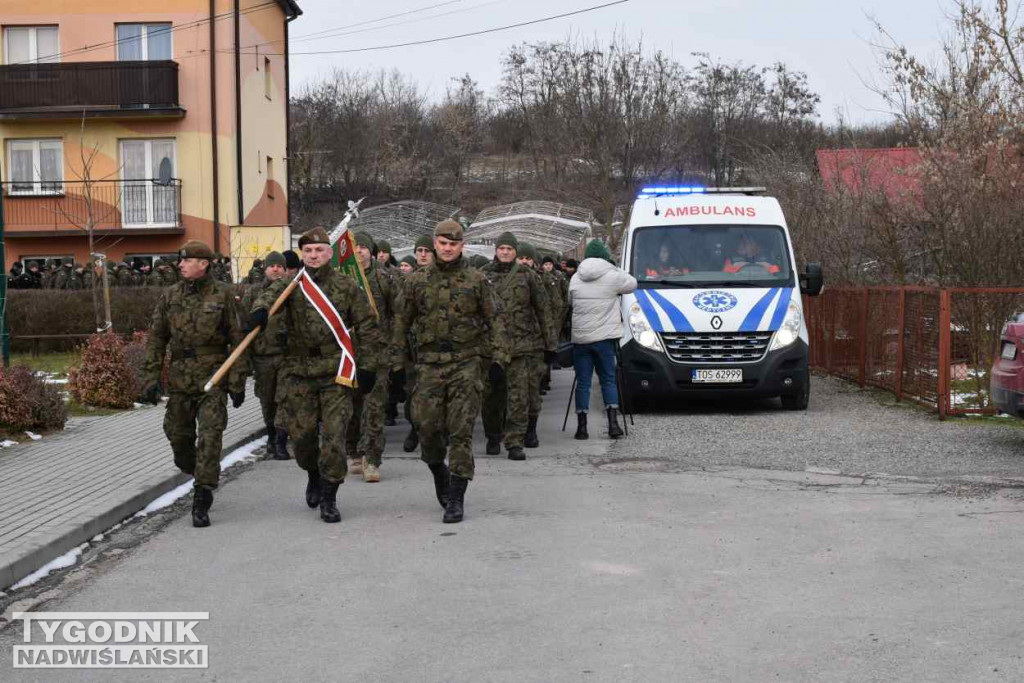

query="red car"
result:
[991,314,1024,418]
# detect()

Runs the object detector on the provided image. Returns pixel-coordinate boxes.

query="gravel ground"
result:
[605,373,1024,480]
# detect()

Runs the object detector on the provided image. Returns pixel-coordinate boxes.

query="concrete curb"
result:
[0,429,266,592]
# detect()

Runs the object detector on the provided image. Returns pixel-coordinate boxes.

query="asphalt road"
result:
[3,372,1024,682]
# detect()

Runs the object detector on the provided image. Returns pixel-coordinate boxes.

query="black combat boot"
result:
[274,428,290,460]
[192,486,213,528]
[319,478,341,523]
[443,475,469,524]
[305,469,321,508]
[507,446,526,461]
[403,427,419,453]
[574,412,589,440]
[524,416,540,448]
[485,436,502,456]
[265,426,278,459]
[607,407,624,439]
[428,462,450,508]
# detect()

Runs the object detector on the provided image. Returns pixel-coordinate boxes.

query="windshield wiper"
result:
[638,279,691,287]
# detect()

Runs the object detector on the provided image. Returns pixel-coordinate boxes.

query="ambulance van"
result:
[619,187,824,409]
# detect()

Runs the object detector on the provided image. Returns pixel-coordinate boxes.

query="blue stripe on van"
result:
[767,287,794,331]
[739,288,780,332]
[633,290,664,332]
[646,288,695,333]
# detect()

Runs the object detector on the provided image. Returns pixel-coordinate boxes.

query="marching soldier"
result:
[392,219,508,523]
[396,234,438,453]
[242,251,290,460]
[249,227,382,523]
[517,242,554,446]
[481,233,556,460]
[345,232,398,482]
[142,240,248,528]
[376,240,395,268]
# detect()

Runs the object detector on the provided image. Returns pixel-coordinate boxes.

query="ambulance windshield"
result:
[630,224,793,287]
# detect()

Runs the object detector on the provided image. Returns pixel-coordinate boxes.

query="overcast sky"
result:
[285,0,953,125]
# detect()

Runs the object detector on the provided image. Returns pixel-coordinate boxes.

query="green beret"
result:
[354,231,376,251]
[299,227,331,247]
[377,240,392,253]
[518,242,539,262]
[496,232,518,250]
[179,240,214,259]
[414,235,434,251]
[265,251,286,268]
[434,219,464,241]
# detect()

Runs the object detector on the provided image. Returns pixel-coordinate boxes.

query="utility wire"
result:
[289,0,463,44]
[242,0,631,56]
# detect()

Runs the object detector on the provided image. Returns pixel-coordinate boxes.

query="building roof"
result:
[815,147,922,204]
[277,0,302,18]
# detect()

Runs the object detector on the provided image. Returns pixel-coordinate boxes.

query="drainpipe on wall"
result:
[235,0,244,227]
[285,10,296,232]
[209,0,221,253]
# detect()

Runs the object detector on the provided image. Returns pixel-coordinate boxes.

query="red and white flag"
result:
[296,270,358,388]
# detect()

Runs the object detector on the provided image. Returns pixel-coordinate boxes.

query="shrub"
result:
[68,333,147,409]
[0,365,68,432]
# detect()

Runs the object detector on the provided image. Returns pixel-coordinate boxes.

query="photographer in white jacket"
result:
[568,240,638,439]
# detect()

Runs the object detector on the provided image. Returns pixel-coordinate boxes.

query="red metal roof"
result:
[816,147,923,204]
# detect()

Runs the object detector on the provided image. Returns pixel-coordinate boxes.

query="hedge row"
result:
[6,289,164,353]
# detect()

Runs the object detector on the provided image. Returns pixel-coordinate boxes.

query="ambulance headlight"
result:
[628,302,664,352]
[769,301,802,352]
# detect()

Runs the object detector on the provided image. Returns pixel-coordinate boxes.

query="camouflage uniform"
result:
[345,258,397,468]
[144,265,247,490]
[53,261,73,290]
[115,264,135,288]
[242,278,288,455]
[480,259,555,451]
[393,253,506,481]
[66,266,86,291]
[255,262,382,485]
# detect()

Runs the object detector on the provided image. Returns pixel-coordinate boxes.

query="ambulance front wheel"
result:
[781,374,810,411]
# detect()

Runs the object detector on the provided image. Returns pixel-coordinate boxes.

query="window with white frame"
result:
[116,23,172,61]
[120,139,176,227]
[6,139,63,194]
[3,26,59,64]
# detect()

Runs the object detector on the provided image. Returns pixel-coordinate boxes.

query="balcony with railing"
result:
[0,61,185,121]
[1,179,183,235]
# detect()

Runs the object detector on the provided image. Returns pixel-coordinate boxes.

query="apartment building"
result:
[0,0,301,279]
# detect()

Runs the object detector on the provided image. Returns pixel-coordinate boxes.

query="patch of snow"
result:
[91,533,104,542]
[11,543,87,590]
[45,378,68,385]
[24,431,41,441]
[0,439,19,448]
[135,439,263,517]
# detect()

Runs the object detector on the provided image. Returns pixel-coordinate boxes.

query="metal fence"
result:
[2,179,182,231]
[804,287,1024,418]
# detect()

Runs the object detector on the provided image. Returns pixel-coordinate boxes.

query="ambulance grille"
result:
[660,331,774,363]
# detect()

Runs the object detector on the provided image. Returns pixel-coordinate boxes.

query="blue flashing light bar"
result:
[639,186,705,196]
[636,186,766,199]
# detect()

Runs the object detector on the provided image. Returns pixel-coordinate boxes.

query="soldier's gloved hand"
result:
[543,350,558,365]
[230,389,245,408]
[141,381,162,405]
[357,369,377,394]
[247,308,269,333]
[488,362,505,383]
[390,367,406,388]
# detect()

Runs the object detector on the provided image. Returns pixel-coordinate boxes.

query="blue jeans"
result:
[573,340,619,414]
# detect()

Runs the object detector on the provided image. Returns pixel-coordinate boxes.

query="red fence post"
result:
[895,288,906,401]
[858,288,869,387]
[938,289,952,420]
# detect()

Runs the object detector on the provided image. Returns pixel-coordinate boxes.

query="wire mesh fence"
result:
[805,287,1024,418]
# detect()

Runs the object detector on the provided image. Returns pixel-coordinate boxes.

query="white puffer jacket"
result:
[568,258,638,344]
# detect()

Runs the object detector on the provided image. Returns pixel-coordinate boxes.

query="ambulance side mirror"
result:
[800,263,824,296]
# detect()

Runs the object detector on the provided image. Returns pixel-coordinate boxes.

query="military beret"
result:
[518,242,539,262]
[400,255,417,267]
[265,251,286,269]
[62,257,73,266]
[178,240,214,260]
[434,219,463,241]
[496,232,518,250]
[377,240,392,253]
[542,255,555,265]
[27,261,38,269]
[283,250,301,270]
[414,235,434,251]
[354,231,376,251]
[153,258,165,268]
[299,226,331,247]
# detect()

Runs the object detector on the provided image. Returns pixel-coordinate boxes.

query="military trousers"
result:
[164,388,228,488]
[413,356,482,480]
[528,352,544,418]
[276,372,355,484]
[481,357,506,441]
[252,355,283,430]
[347,370,390,466]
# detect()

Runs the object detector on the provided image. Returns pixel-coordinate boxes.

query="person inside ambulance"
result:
[644,242,689,278]
[722,232,780,275]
